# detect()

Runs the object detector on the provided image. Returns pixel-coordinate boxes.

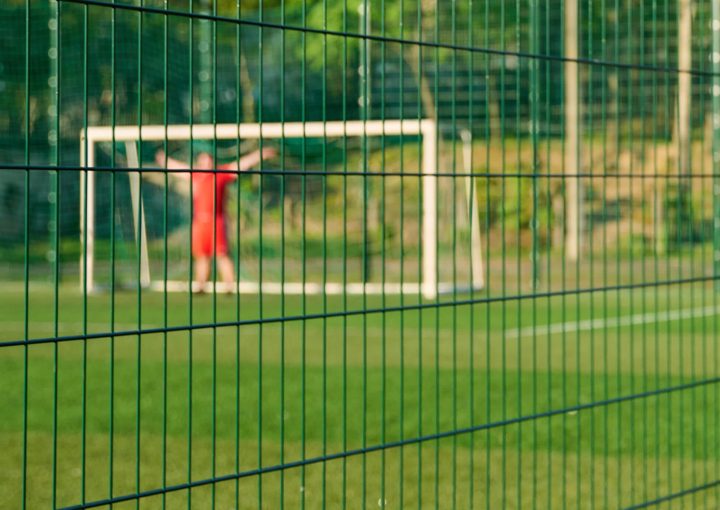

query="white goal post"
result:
[79,120,484,299]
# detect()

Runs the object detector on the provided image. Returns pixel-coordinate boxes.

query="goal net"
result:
[79,120,484,299]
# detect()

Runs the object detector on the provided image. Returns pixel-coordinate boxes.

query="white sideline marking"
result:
[506,305,720,339]
[3,322,155,332]
[149,280,482,296]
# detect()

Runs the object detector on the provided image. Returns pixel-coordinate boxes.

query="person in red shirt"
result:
[155,142,276,292]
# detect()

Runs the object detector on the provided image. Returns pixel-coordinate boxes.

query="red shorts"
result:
[192,215,229,257]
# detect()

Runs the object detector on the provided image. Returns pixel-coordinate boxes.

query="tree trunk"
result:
[666,0,692,250]
[403,0,439,122]
[239,50,256,123]
[654,179,666,254]
[404,45,438,122]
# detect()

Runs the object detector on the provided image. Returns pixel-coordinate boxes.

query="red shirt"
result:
[191,168,236,219]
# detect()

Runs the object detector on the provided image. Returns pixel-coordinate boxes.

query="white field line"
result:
[4,322,156,332]
[506,305,720,339]
[150,280,481,295]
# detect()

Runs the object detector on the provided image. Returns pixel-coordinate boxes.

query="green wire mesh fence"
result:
[2,0,720,508]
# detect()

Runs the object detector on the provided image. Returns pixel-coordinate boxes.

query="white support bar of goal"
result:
[79,120,481,299]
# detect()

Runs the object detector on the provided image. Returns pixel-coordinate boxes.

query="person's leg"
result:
[194,256,210,292]
[192,217,213,292]
[217,254,236,289]
[215,214,235,291]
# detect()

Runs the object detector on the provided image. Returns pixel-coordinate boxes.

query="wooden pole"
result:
[565,0,582,261]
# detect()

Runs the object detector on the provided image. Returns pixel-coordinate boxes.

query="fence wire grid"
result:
[2,0,720,508]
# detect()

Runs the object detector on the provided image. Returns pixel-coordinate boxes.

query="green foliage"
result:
[664,183,711,248]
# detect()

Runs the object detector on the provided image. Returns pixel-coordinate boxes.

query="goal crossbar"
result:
[80,120,484,299]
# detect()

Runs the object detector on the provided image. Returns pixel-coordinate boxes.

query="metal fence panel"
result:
[1,0,719,508]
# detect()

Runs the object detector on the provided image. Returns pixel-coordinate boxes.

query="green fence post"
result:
[359,0,373,284]
[714,0,720,290]
[530,0,540,289]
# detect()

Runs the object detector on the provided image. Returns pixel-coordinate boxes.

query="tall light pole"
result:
[565,0,582,261]
[48,0,59,266]
[677,0,692,179]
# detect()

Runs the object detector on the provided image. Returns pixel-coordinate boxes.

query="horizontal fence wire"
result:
[622,480,720,510]
[1,273,717,348]
[5,162,720,179]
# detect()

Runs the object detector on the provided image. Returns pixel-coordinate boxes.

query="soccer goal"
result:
[79,120,484,299]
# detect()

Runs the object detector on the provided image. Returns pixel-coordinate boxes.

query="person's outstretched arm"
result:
[155,149,191,180]
[220,147,277,172]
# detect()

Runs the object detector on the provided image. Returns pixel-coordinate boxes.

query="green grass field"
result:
[2,281,720,508]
